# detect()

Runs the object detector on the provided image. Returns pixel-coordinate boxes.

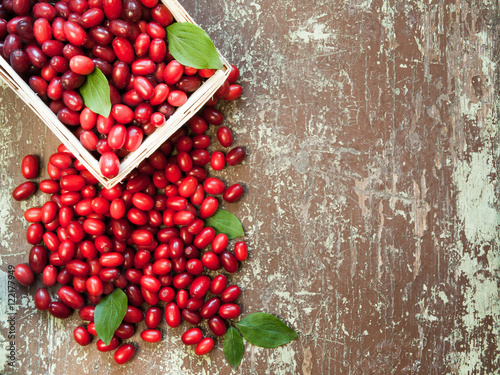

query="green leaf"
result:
[94,288,127,346]
[79,67,111,117]
[204,209,244,239]
[166,22,223,70]
[236,313,298,348]
[223,327,245,368]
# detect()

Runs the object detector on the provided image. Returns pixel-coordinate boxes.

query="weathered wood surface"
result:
[1,0,499,374]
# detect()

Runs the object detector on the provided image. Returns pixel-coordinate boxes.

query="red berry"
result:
[114,343,135,364]
[73,326,92,346]
[21,155,39,179]
[12,182,36,201]
[99,152,120,178]
[195,338,214,355]
[140,329,162,343]
[14,264,35,286]
[181,328,203,345]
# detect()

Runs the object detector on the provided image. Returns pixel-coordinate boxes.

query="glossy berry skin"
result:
[167,90,187,107]
[114,343,135,364]
[112,104,134,124]
[43,265,57,287]
[58,286,85,309]
[200,297,221,319]
[195,338,214,356]
[48,301,73,319]
[79,306,95,321]
[124,306,144,323]
[210,275,228,295]
[86,276,103,296]
[202,108,223,125]
[35,288,51,310]
[133,76,154,100]
[140,329,161,343]
[81,8,105,28]
[216,127,233,147]
[181,328,203,345]
[41,201,58,224]
[25,207,42,223]
[96,336,120,352]
[26,223,43,245]
[178,176,198,198]
[60,175,85,191]
[73,326,92,346]
[234,241,248,261]
[176,289,189,309]
[194,227,216,249]
[209,316,227,336]
[10,50,30,74]
[29,245,48,273]
[21,155,39,179]
[159,287,175,303]
[113,37,135,64]
[115,323,135,339]
[103,0,123,20]
[145,306,162,328]
[12,182,36,201]
[220,251,239,273]
[140,275,161,292]
[225,84,243,101]
[203,178,225,195]
[202,252,220,271]
[99,152,120,178]
[108,125,127,150]
[151,4,173,26]
[223,184,245,203]
[221,285,241,303]
[211,234,228,254]
[226,147,246,166]
[227,65,240,84]
[190,275,211,299]
[87,322,97,336]
[186,259,203,275]
[163,60,183,85]
[199,69,215,79]
[69,55,94,76]
[63,21,87,46]
[210,151,225,171]
[219,303,241,319]
[165,302,181,327]
[49,153,72,169]
[14,264,35,286]
[186,297,204,311]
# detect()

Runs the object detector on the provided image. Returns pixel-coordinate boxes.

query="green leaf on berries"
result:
[236,313,298,348]
[166,22,223,70]
[94,288,127,346]
[223,327,245,368]
[79,67,111,117]
[205,209,244,239]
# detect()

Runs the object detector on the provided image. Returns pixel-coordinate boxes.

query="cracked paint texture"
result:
[0,0,499,374]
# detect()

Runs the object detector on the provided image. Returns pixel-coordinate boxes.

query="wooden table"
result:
[1,0,499,373]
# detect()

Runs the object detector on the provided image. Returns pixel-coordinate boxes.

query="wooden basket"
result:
[0,0,231,188]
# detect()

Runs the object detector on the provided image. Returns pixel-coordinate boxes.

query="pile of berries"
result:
[11,45,248,365]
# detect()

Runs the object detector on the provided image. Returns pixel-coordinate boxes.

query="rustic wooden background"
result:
[1,0,499,374]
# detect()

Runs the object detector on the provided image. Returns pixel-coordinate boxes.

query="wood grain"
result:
[0,0,499,374]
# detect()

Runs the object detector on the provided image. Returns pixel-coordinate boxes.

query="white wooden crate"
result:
[0,0,230,188]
